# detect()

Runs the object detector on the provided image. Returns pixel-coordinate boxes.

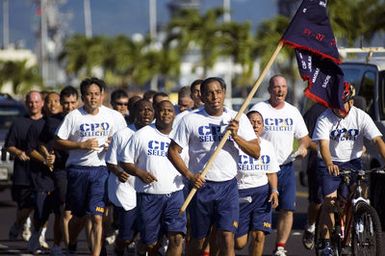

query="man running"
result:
[168,77,260,256]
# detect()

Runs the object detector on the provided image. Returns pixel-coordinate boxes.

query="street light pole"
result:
[223,0,231,22]
[41,0,48,87]
[149,0,158,91]
[2,0,9,48]
[223,0,233,103]
[84,0,92,38]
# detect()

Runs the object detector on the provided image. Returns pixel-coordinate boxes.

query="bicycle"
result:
[315,167,384,256]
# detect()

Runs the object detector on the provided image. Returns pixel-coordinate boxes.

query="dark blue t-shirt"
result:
[39,113,67,170]
[4,116,42,186]
[27,117,55,192]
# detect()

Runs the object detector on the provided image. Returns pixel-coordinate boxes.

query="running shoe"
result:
[302,230,315,250]
[273,246,287,256]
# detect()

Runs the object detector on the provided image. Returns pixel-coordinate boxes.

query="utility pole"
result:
[40,0,48,87]
[2,0,9,48]
[84,0,92,38]
[223,0,233,103]
[223,0,231,22]
[149,0,158,90]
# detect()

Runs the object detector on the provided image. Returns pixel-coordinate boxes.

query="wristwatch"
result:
[271,188,279,195]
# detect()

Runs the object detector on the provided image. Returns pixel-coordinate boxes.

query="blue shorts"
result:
[116,206,138,241]
[138,190,187,245]
[189,178,239,239]
[319,158,362,198]
[66,165,108,217]
[307,153,323,204]
[277,162,296,211]
[235,184,272,237]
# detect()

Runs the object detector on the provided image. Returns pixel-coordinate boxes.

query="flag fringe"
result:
[281,39,341,64]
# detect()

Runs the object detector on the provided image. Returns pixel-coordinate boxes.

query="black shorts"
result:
[53,169,68,204]
[34,191,61,223]
[306,153,323,204]
[11,185,35,209]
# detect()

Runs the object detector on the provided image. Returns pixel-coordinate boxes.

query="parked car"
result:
[0,93,27,191]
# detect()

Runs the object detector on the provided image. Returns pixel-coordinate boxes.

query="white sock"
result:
[25,216,32,228]
[306,223,315,233]
[40,227,47,238]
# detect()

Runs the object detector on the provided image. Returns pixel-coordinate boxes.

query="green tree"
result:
[102,35,162,87]
[221,21,255,87]
[328,0,385,46]
[59,34,106,78]
[165,8,225,76]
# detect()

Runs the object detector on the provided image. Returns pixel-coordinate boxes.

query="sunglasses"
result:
[114,102,128,106]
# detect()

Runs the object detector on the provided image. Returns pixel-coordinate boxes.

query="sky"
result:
[0,0,278,50]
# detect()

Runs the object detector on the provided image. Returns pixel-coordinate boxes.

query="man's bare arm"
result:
[107,163,129,183]
[167,140,204,188]
[54,136,99,151]
[6,146,30,161]
[227,119,260,159]
[120,162,157,184]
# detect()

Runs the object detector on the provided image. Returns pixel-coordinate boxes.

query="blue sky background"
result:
[1,0,278,50]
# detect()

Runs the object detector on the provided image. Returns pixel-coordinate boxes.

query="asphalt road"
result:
[0,161,315,255]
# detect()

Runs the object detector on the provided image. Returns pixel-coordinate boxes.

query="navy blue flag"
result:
[281,0,340,64]
[295,49,346,110]
[281,0,349,110]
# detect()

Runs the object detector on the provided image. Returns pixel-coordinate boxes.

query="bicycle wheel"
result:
[352,202,383,256]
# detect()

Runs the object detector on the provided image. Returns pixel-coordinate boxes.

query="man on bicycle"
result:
[313,84,385,256]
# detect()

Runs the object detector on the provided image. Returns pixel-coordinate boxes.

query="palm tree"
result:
[328,0,385,46]
[165,8,225,76]
[59,34,106,78]
[220,21,255,87]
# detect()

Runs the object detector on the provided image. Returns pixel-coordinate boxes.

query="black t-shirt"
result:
[27,117,55,192]
[4,116,40,186]
[303,103,327,137]
[303,103,327,171]
[39,113,67,170]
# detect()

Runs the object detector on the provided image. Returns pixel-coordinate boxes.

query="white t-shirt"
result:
[237,138,280,190]
[121,124,184,194]
[106,126,136,210]
[172,108,203,164]
[172,107,257,182]
[249,101,309,165]
[173,110,191,130]
[56,106,126,167]
[313,106,382,162]
[100,105,127,131]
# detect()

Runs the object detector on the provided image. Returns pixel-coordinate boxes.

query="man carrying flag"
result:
[252,0,347,255]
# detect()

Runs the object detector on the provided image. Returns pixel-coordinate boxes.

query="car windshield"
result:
[341,63,378,117]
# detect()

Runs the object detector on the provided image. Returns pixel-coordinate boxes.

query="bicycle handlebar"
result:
[339,167,385,176]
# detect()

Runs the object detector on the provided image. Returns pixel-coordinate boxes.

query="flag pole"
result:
[179,40,284,214]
